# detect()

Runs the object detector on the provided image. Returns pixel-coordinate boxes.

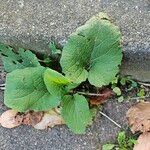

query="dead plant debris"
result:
[0,109,64,129]
[126,102,150,133]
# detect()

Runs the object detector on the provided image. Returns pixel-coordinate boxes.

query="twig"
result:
[38,59,45,62]
[100,111,122,128]
[76,91,105,96]
[138,81,150,87]
[127,95,150,101]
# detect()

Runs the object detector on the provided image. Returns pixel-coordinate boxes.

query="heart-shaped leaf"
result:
[60,13,122,87]
[4,67,60,112]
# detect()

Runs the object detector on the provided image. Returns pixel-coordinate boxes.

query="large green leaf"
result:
[0,43,40,72]
[61,94,92,134]
[4,67,60,112]
[60,13,122,87]
[44,68,71,97]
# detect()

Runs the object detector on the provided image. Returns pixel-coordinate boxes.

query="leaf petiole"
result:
[70,91,106,96]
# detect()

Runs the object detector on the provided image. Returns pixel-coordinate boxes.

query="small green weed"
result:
[102,131,137,150]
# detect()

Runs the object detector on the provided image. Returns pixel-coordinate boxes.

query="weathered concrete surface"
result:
[0,0,150,146]
[0,65,150,149]
[0,91,133,150]
[0,0,150,82]
[0,60,135,150]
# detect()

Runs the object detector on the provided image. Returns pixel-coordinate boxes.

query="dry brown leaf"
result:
[22,111,44,126]
[133,132,150,150]
[0,110,22,128]
[126,102,150,133]
[90,88,114,105]
[0,108,63,129]
[34,110,64,130]
[0,109,63,129]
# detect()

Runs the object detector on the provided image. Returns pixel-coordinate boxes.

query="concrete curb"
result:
[0,0,150,82]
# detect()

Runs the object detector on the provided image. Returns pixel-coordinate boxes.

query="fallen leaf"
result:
[133,132,150,150]
[22,111,44,126]
[0,109,63,129]
[90,88,114,105]
[34,109,64,130]
[126,102,150,133]
[0,110,22,128]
